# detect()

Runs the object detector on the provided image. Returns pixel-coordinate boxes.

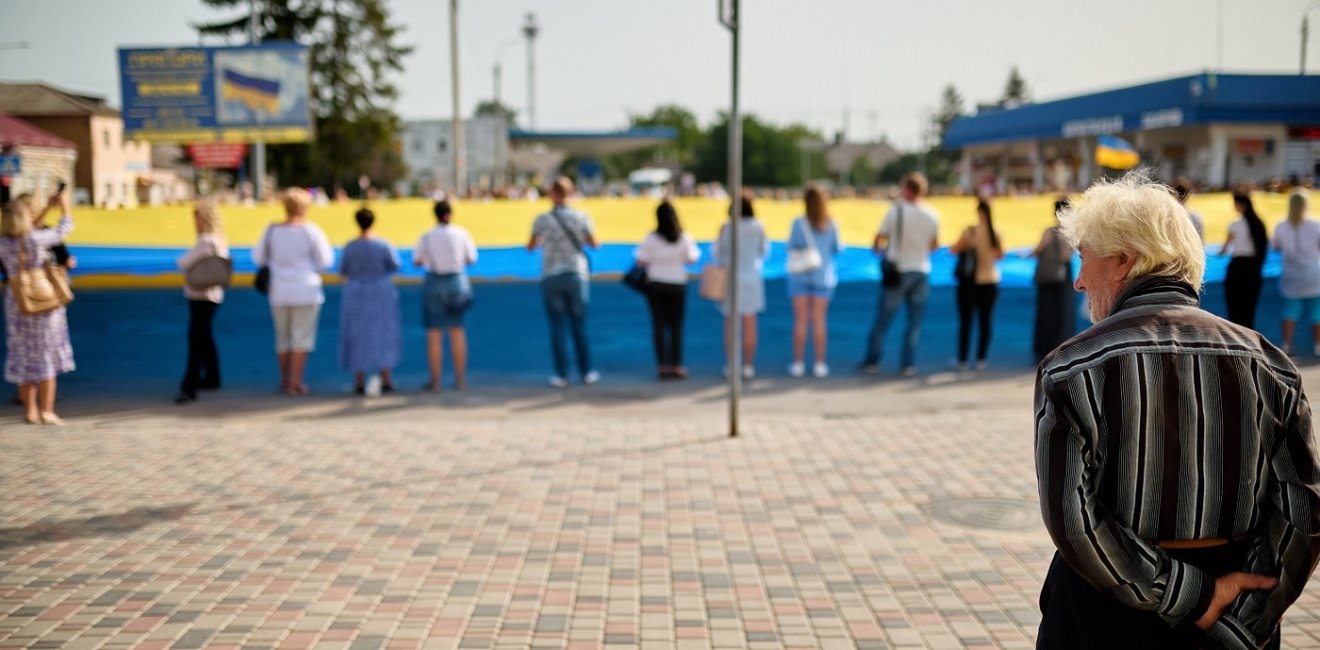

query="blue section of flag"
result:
[222,69,280,95]
[1095,135,1140,169]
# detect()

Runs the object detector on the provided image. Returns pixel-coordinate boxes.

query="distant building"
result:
[0,83,153,207]
[944,73,1320,192]
[0,112,77,198]
[401,116,510,196]
[824,138,901,186]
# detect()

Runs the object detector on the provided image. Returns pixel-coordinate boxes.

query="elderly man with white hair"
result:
[1034,172,1320,649]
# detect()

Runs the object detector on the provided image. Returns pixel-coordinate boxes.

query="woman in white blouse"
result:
[634,202,701,379]
[174,199,230,404]
[252,188,335,395]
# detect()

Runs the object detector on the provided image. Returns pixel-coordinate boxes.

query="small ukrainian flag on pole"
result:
[1094,135,1140,170]
[221,69,281,115]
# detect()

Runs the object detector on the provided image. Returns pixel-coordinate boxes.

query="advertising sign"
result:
[187,143,249,169]
[118,43,312,143]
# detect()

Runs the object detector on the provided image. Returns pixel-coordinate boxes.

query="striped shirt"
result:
[1035,276,1320,647]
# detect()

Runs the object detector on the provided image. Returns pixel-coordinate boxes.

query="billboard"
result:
[118,43,312,143]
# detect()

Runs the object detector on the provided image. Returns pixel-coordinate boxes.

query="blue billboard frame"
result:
[118,42,312,143]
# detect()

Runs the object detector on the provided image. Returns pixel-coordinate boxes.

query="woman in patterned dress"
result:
[338,207,402,394]
[0,190,75,425]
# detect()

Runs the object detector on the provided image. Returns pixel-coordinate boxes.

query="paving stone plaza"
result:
[4,371,1320,649]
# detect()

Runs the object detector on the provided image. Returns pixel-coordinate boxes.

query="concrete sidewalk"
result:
[4,367,1320,649]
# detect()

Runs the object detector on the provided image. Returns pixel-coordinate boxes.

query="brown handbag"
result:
[10,236,73,314]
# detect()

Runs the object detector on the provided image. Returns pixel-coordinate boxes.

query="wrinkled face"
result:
[1074,245,1133,323]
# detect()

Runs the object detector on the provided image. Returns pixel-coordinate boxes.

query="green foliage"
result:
[878,153,923,184]
[474,100,518,127]
[849,154,877,187]
[695,114,823,187]
[599,104,702,180]
[1002,66,1030,105]
[195,0,411,192]
[932,84,965,145]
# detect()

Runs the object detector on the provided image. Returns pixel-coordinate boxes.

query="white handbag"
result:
[786,219,824,274]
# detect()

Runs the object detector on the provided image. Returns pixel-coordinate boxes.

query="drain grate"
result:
[926,497,1039,531]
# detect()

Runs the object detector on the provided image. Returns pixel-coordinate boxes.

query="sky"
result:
[0,0,1313,150]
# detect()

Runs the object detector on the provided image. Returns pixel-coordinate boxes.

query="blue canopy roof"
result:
[944,73,1320,149]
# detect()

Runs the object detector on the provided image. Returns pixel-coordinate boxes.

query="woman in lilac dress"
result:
[338,208,402,394]
[0,190,74,425]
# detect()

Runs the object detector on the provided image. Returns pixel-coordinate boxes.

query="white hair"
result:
[1059,170,1205,289]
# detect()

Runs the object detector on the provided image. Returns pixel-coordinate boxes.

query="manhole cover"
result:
[926,497,1039,531]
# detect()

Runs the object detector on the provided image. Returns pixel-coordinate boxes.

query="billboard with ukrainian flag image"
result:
[119,43,311,143]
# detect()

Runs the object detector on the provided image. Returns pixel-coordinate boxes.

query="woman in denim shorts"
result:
[414,200,478,390]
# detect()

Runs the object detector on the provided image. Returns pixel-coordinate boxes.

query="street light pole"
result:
[450,0,464,198]
[248,0,266,202]
[523,13,539,130]
[1304,2,1320,74]
[720,0,741,438]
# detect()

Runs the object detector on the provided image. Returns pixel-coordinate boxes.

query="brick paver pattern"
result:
[3,398,1320,649]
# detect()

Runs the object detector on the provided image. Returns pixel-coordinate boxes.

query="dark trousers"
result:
[956,282,998,362]
[645,282,687,367]
[1037,540,1280,649]
[1224,257,1262,329]
[179,300,221,397]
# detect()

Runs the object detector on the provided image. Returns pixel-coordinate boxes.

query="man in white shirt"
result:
[859,172,940,376]
[528,177,600,388]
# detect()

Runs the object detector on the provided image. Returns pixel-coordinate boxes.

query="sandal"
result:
[285,384,310,396]
[423,381,441,393]
[24,413,41,425]
[40,412,65,426]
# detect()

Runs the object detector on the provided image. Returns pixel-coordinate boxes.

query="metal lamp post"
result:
[1304,1,1320,74]
[720,0,742,438]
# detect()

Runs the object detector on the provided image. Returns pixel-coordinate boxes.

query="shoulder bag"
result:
[254,225,274,294]
[881,204,904,288]
[954,227,978,284]
[11,236,73,315]
[786,219,824,275]
[186,240,233,290]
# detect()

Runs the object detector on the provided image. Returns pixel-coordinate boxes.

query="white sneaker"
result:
[742,365,756,380]
[974,360,988,371]
[812,362,830,378]
[548,376,569,388]
[364,374,382,397]
[901,366,918,378]
[583,370,601,385]
[952,360,969,372]
[787,362,805,378]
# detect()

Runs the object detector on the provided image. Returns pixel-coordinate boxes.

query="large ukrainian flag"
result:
[1094,135,1140,170]
[221,69,281,114]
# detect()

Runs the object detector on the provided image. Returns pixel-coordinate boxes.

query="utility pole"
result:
[450,0,464,197]
[1304,2,1320,74]
[523,13,539,130]
[720,0,741,438]
[248,0,266,201]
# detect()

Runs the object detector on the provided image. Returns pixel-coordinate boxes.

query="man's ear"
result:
[1117,251,1139,276]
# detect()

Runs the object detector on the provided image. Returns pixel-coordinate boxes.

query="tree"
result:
[695,113,824,187]
[1001,66,1030,106]
[599,104,703,180]
[849,154,877,187]
[931,84,965,146]
[474,100,518,127]
[195,0,412,192]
